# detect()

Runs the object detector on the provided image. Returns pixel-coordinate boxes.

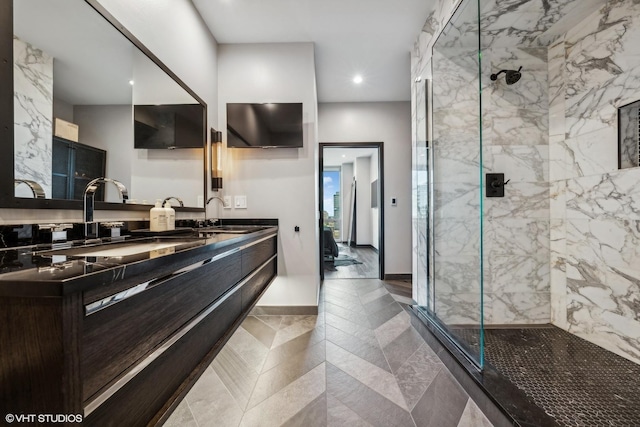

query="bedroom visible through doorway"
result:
[320,143,383,280]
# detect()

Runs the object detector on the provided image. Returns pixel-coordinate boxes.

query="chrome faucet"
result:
[83,178,128,240]
[203,196,227,227]
[206,196,225,207]
[162,196,184,207]
[14,179,46,199]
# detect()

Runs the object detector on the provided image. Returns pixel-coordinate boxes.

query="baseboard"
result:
[384,274,411,283]
[250,305,318,315]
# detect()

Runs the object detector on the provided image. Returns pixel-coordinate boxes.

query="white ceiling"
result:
[192,0,435,103]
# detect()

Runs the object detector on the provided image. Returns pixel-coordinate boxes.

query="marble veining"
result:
[13,36,53,198]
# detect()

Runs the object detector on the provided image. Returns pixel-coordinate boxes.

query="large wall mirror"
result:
[1,0,206,211]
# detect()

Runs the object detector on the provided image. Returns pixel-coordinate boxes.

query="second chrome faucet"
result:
[83,177,128,240]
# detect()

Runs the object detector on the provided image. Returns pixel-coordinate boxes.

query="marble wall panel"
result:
[13,37,53,198]
[484,181,549,219]
[564,127,618,178]
[565,0,640,140]
[550,179,566,219]
[567,298,640,363]
[565,168,640,220]
[550,219,568,329]
[483,145,548,183]
[489,292,550,324]
[484,218,549,259]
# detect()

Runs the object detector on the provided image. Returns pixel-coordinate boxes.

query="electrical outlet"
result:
[223,196,232,209]
[234,195,247,209]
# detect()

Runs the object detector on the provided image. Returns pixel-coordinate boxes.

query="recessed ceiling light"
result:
[342,154,346,158]
[353,75,363,84]
[129,80,135,85]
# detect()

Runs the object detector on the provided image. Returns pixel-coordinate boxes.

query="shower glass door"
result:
[425,0,484,367]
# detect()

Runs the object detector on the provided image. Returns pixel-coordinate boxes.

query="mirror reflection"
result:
[13,0,204,206]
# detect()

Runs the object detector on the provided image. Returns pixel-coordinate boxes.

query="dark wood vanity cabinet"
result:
[0,231,277,426]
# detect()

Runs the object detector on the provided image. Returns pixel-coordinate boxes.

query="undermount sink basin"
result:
[38,238,203,258]
[62,242,189,257]
[198,225,267,234]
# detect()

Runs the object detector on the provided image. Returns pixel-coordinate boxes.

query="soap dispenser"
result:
[150,199,168,232]
[164,201,176,231]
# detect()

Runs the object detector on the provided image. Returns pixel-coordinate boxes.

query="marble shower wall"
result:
[13,36,53,198]
[482,45,550,324]
[549,0,640,364]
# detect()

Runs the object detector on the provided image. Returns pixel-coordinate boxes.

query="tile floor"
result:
[165,279,493,427]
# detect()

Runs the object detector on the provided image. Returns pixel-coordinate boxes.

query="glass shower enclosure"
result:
[419,0,485,368]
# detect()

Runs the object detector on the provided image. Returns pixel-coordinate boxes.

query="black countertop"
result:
[0,226,277,298]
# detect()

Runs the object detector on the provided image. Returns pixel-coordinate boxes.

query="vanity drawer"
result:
[84,290,243,427]
[242,236,276,276]
[81,250,242,401]
[241,257,277,312]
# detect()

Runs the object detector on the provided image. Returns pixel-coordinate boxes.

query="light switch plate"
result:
[223,196,232,209]
[234,195,247,209]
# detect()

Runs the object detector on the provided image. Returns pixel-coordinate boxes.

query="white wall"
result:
[74,105,133,203]
[355,156,372,245]
[218,42,319,308]
[318,102,412,275]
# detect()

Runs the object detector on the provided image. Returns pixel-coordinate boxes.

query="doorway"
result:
[319,142,384,280]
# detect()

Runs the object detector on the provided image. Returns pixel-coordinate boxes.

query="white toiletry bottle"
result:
[150,199,168,232]
[164,201,176,231]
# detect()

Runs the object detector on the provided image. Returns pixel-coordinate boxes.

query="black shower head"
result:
[490,66,523,85]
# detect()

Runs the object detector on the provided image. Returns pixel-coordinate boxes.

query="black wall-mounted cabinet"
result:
[52,137,106,201]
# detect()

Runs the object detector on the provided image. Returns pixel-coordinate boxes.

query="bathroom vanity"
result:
[0,225,277,425]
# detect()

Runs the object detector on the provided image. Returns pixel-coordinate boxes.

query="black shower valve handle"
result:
[491,178,510,188]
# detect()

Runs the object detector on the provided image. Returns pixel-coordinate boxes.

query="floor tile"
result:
[457,398,493,427]
[326,341,407,410]
[323,281,360,296]
[262,325,325,372]
[325,301,373,328]
[363,293,397,316]
[383,326,426,373]
[164,399,197,427]
[186,366,243,427]
[375,310,412,349]
[326,362,415,427]
[325,312,378,346]
[240,363,326,427]
[391,294,416,305]
[272,315,321,348]
[359,286,390,305]
[327,393,373,427]
[255,315,283,330]
[211,346,259,411]
[170,279,488,427]
[325,286,365,306]
[326,324,391,372]
[281,392,328,427]
[325,291,367,314]
[247,340,326,409]
[227,326,270,373]
[367,301,403,329]
[242,315,278,348]
[411,370,468,427]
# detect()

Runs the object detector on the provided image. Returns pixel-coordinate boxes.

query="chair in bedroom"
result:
[323,227,339,264]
